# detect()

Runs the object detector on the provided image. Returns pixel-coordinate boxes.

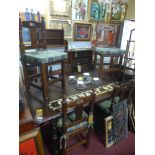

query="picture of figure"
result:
[90,0,106,21]
[72,0,87,20]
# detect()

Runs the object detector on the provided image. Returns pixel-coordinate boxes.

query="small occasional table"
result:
[95,47,126,79]
[21,48,68,115]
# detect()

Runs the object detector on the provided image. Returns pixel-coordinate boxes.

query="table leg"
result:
[50,120,59,155]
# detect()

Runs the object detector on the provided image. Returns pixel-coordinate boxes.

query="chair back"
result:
[62,89,95,134]
[19,17,46,54]
[111,81,133,104]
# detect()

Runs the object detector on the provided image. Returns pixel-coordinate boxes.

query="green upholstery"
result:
[67,121,88,133]
[57,117,71,128]
[97,96,120,111]
[95,47,126,55]
[21,49,67,64]
[68,111,88,121]
[57,111,88,133]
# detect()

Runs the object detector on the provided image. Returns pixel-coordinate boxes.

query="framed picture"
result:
[19,128,45,155]
[105,115,114,148]
[111,1,127,21]
[74,23,91,41]
[96,23,120,47]
[89,0,107,22]
[72,0,88,21]
[49,0,71,17]
[50,19,72,38]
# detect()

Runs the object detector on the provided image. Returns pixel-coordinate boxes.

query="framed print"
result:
[50,19,72,38]
[72,0,88,21]
[89,0,107,21]
[49,0,71,17]
[19,128,45,155]
[105,115,114,148]
[74,23,91,41]
[111,1,127,21]
[96,23,120,47]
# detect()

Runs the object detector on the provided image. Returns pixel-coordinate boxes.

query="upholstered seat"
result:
[97,96,120,112]
[57,111,88,129]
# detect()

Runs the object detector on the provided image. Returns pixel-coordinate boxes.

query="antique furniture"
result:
[19,17,46,83]
[20,19,68,115]
[21,49,67,113]
[31,82,115,155]
[95,81,133,147]
[67,41,94,73]
[39,29,65,47]
[19,128,45,155]
[94,47,126,79]
[57,89,95,155]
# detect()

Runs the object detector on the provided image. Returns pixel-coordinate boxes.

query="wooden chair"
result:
[96,81,133,115]
[57,89,96,155]
[19,17,67,104]
[19,16,46,84]
[95,81,133,147]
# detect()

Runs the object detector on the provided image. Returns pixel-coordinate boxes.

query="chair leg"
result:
[62,139,67,155]
[84,127,93,149]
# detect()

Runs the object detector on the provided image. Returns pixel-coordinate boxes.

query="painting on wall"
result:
[72,0,88,21]
[89,0,107,21]
[96,23,120,47]
[111,0,127,21]
[74,23,91,41]
[50,20,72,38]
[49,0,71,17]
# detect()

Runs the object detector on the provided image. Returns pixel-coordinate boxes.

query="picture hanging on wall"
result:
[49,0,71,17]
[50,19,72,38]
[111,0,127,21]
[72,0,88,21]
[89,0,107,22]
[95,23,120,47]
[74,23,91,41]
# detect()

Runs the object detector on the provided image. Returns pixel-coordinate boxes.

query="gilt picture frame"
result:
[74,23,91,41]
[105,115,114,148]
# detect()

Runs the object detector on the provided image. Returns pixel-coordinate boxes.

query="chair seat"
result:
[57,111,88,133]
[97,96,120,111]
